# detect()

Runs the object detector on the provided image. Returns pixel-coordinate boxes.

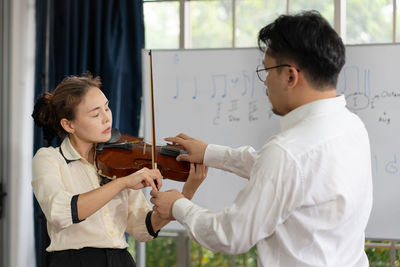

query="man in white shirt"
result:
[150,11,372,267]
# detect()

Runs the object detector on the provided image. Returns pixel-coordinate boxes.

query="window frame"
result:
[143,0,399,48]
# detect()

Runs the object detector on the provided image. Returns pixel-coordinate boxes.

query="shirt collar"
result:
[280,95,346,132]
[59,136,82,163]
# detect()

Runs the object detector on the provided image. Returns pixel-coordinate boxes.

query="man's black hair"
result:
[258,10,345,89]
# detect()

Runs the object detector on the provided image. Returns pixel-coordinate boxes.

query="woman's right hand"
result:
[122,167,162,191]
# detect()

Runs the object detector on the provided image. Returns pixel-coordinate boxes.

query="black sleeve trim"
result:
[145,211,160,238]
[71,194,84,224]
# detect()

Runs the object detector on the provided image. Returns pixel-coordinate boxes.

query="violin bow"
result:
[148,50,157,170]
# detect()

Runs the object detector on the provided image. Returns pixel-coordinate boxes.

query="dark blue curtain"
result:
[33,1,144,266]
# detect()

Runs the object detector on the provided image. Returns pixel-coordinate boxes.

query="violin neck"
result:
[160,146,188,158]
[96,142,133,154]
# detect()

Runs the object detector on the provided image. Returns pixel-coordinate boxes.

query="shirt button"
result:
[109,230,114,235]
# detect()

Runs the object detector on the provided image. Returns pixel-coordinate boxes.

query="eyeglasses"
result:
[256,64,299,82]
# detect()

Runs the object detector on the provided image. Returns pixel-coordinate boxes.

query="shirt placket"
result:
[83,161,120,246]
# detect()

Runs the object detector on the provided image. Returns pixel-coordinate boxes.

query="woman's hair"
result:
[32,72,102,143]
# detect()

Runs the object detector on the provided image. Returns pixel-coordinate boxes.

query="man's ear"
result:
[287,67,300,89]
[60,118,74,134]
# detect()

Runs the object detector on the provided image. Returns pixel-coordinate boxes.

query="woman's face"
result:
[68,86,112,144]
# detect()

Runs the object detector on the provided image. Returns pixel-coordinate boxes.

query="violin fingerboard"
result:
[160,146,186,157]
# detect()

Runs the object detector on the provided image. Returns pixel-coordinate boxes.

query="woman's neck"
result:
[68,135,95,164]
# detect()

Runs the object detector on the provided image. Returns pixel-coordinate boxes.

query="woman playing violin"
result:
[31,73,208,267]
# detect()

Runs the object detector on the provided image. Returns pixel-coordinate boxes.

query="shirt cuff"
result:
[203,144,227,169]
[145,211,160,238]
[172,198,195,222]
[71,194,84,224]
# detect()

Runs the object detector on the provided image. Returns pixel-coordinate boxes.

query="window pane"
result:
[144,1,179,49]
[346,0,393,44]
[189,0,233,48]
[127,235,136,259]
[190,241,231,266]
[235,246,258,266]
[145,235,177,266]
[365,240,397,265]
[236,0,286,48]
[289,0,334,26]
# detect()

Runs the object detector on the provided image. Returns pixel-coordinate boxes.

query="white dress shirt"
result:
[173,95,373,267]
[32,137,153,252]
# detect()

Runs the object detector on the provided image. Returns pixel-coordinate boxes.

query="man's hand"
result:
[150,190,184,220]
[164,133,208,163]
[182,163,208,199]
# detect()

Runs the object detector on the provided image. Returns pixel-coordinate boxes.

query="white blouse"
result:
[173,95,373,267]
[32,137,153,252]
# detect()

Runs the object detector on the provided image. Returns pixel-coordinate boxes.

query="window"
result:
[289,0,334,26]
[346,0,393,44]
[143,1,180,49]
[144,0,400,48]
[189,0,233,48]
[235,0,285,47]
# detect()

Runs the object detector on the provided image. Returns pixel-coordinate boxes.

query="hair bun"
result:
[31,92,54,127]
[32,92,58,143]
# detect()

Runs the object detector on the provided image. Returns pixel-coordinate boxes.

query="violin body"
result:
[96,134,190,182]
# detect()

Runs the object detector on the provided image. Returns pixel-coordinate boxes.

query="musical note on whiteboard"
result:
[211,74,227,99]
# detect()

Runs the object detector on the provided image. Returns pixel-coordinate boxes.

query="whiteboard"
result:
[337,44,400,239]
[142,45,400,238]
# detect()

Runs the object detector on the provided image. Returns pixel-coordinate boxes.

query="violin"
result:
[96,129,190,182]
[96,51,190,183]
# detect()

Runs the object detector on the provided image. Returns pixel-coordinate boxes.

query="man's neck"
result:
[289,87,337,112]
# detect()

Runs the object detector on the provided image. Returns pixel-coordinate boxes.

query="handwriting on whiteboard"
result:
[339,65,400,126]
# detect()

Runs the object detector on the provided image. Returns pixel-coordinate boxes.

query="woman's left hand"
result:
[182,163,208,200]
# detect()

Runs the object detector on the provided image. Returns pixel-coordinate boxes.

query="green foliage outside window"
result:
[128,234,258,267]
[127,236,136,261]
[289,0,333,25]
[129,235,400,266]
[146,236,178,267]
[190,242,232,267]
[190,0,233,48]
[346,0,393,44]
[143,2,179,49]
[235,0,285,48]
[365,240,400,267]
